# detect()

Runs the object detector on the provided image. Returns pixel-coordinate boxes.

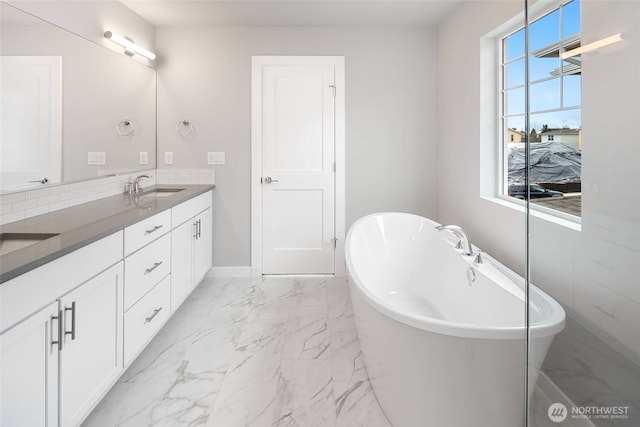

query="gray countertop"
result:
[0,184,214,284]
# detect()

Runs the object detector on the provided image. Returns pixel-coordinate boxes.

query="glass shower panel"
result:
[528,0,640,426]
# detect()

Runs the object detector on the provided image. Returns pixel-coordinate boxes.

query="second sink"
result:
[141,188,185,197]
[0,233,60,256]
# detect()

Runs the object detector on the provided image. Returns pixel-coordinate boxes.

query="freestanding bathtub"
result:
[345,213,565,427]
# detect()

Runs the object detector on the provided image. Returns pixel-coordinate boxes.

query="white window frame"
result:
[495,0,582,225]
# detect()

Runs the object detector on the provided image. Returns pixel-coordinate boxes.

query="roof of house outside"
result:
[540,128,580,135]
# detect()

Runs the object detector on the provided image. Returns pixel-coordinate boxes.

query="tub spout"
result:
[435,225,475,256]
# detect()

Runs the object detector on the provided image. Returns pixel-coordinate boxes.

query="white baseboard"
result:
[536,372,596,427]
[206,266,253,277]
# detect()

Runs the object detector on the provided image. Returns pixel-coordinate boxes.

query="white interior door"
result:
[257,58,338,274]
[0,56,62,191]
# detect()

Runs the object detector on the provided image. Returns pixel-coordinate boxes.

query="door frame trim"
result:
[251,55,345,277]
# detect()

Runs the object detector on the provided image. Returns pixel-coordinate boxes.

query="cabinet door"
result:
[59,262,124,427]
[1,301,59,427]
[171,219,195,311]
[194,207,213,285]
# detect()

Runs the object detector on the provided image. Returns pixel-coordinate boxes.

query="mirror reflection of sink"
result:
[140,188,185,197]
[0,233,59,256]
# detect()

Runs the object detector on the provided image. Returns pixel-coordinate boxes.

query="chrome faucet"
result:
[132,174,150,193]
[435,225,476,257]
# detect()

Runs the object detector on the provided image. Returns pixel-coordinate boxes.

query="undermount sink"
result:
[140,188,185,197]
[0,233,59,256]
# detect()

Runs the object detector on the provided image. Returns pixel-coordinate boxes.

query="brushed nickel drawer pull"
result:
[144,307,163,324]
[64,301,76,340]
[145,224,163,235]
[52,310,63,351]
[145,261,163,274]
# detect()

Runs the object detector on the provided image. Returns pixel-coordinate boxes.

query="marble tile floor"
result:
[82,276,392,427]
[83,275,561,427]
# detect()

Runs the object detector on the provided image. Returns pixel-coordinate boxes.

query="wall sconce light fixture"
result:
[104,31,156,60]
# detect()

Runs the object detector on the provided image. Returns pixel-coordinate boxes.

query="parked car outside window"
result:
[508,184,564,199]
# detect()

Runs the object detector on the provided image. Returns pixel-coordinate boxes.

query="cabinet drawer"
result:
[172,191,212,227]
[124,276,170,365]
[124,233,171,310]
[124,210,171,256]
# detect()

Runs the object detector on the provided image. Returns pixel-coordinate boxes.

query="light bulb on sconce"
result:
[104,31,156,60]
[560,33,624,59]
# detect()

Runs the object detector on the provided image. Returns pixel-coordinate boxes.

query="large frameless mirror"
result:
[0,2,156,193]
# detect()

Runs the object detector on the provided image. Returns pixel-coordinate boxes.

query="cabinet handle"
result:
[51,310,63,351]
[144,307,163,324]
[145,224,163,235]
[28,177,49,184]
[144,261,163,274]
[64,301,76,340]
[197,219,202,239]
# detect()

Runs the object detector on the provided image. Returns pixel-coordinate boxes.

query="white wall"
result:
[438,0,640,364]
[6,0,155,66]
[156,26,439,267]
[438,0,526,270]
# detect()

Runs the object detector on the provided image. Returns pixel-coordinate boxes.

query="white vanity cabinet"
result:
[124,275,171,364]
[123,211,173,365]
[0,232,123,427]
[59,262,124,427]
[0,187,213,426]
[171,192,212,311]
[124,233,171,310]
[124,209,171,256]
[0,301,59,427]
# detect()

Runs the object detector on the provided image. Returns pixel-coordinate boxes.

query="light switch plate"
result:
[208,151,225,165]
[164,152,174,165]
[88,152,106,165]
[139,151,149,165]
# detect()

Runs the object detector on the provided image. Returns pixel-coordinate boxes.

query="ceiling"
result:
[120,0,463,27]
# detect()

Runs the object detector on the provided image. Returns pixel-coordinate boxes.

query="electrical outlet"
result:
[208,152,225,165]
[88,152,106,165]
[164,151,174,165]
[139,151,149,165]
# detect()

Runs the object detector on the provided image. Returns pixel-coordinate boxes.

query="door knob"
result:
[263,177,279,184]
[28,177,49,184]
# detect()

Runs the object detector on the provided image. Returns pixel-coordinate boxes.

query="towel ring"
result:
[117,119,135,136]
[176,119,194,137]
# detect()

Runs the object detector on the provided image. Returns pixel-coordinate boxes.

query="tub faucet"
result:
[435,225,475,257]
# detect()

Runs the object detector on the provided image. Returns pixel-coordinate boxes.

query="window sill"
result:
[482,195,582,232]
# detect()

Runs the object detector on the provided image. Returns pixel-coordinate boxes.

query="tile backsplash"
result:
[0,169,215,225]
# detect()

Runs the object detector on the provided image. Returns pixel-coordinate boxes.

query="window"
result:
[500,0,582,219]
